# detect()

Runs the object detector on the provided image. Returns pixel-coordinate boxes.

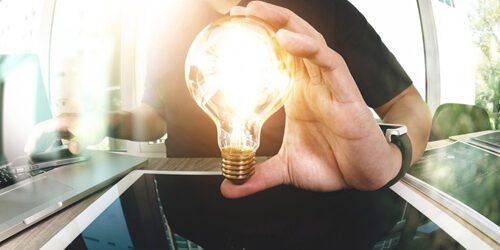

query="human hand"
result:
[24,113,106,156]
[221,1,402,198]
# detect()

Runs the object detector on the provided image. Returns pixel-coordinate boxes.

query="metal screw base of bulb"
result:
[221,147,256,185]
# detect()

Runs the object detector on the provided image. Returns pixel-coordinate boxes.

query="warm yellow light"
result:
[185,16,297,183]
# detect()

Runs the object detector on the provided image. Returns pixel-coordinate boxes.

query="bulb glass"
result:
[186,16,296,155]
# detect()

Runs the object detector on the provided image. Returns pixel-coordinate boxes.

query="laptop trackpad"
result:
[0,177,72,223]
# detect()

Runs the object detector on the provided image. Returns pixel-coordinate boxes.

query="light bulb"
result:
[185,16,297,184]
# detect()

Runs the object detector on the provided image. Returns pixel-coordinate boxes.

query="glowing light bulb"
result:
[185,16,297,184]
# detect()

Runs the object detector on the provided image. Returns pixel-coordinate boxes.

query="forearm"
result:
[107,104,167,141]
[344,86,431,189]
[377,86,431,164]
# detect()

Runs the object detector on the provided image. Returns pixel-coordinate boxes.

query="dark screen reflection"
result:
[155,174,402,249]
[66,174,462,250]
[67,174,170,249]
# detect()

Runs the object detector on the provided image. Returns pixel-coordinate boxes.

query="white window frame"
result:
[417,0,441,113]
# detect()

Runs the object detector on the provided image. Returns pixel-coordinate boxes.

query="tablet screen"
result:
[407,142,500,227]
[63,173,461,249]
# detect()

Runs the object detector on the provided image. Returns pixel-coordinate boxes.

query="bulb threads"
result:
[221,147,256,185]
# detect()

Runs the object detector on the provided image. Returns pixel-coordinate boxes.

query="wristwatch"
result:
[379,123,412,188]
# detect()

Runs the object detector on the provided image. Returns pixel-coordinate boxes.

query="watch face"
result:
[381,124,408,143]
[380,123,406,130]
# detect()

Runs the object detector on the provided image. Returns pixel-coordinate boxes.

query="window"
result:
[0,0,51,89]
[431,0,499,129]
[0,0,44,54]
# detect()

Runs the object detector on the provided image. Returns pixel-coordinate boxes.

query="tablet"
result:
[404,141,500,243]
[41,170,469,249]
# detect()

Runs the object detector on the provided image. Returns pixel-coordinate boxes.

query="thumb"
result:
[220,155,287,199]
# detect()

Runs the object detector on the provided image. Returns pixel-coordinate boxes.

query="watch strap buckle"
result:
[382,124,408,143]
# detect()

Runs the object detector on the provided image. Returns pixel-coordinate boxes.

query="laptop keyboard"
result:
[0,166,51,189]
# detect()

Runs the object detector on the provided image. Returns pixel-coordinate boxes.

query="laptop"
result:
[0,54,147,242]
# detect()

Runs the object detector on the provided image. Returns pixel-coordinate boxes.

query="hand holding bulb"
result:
[218,1,404,198]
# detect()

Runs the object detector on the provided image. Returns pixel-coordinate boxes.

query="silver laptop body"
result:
[0,151,147,242]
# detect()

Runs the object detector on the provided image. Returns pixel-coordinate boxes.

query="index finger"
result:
[238,1,325,43]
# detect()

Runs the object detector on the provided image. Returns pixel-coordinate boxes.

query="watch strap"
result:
[379,124,412,188]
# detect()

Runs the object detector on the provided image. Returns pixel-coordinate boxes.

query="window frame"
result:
[417,0,441,113]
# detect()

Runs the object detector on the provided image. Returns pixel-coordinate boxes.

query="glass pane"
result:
[0,0,45,54]
[432,0,499,129]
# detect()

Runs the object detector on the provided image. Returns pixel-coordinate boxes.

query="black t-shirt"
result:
[143,0,412,157]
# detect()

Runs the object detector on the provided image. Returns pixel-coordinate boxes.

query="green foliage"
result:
[469,0,500,129]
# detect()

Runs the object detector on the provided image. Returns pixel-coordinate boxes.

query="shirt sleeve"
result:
[330,0,413,108]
